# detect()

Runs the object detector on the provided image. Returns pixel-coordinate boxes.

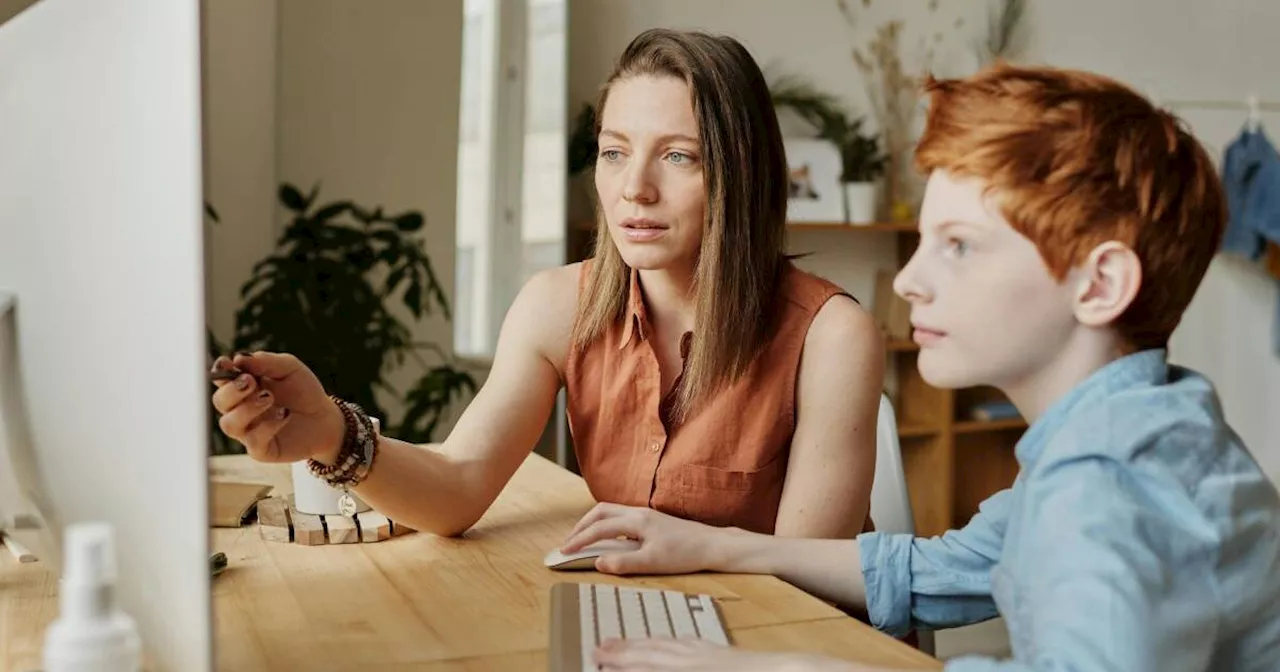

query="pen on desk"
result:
[1,531,37,563]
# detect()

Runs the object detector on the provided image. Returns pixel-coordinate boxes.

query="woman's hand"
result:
[560,503,733,575]
[210,351,345,464]
[595,638,866,672]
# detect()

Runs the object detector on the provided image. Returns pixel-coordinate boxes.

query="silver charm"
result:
[338,491,357,517]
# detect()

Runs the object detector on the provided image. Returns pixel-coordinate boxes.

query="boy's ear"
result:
[1072,241,1142,328]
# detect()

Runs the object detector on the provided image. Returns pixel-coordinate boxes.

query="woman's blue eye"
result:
[948,238,969,256]
[599,149,622,162]
[666,151,692,164]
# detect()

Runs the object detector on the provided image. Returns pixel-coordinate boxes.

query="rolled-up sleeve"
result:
[858,489,1012,637]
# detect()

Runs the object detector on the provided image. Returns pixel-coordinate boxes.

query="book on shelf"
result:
[968,400,1021,422]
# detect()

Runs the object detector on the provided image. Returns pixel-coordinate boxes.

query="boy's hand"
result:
[595,639,868,671]
[560,503,728,575]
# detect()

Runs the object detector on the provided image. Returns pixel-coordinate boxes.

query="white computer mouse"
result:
[543,538,642,571]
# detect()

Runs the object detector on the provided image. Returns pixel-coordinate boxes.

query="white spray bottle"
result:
[42,522,142,672]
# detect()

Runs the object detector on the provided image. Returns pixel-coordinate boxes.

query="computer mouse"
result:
[543,538,642,571]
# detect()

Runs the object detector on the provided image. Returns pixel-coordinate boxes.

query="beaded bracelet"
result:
[307,396,379,515]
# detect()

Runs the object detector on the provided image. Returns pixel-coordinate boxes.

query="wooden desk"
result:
[2,454,939,671]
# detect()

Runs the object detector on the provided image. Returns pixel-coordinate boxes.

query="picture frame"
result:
[783,138,844,223]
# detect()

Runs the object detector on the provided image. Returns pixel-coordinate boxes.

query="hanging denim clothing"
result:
[1220,126,1280,356]
[1221,127,1280,259]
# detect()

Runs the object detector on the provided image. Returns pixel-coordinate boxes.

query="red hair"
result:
[915,61,1226,350]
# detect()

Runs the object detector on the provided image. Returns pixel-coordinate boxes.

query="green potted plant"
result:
[770,76,886,224]
[835,116,887,224]
[219,182,476,452]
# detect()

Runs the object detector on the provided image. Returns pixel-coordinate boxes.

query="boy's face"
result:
[894,170,1080,390]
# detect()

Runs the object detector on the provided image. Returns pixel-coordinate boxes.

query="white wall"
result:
[273,0,465,423]
[202,0,279,346]
[569,0,1279,476]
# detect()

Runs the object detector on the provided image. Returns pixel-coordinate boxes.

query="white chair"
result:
[869,393,936,656]
[870,394,915,536]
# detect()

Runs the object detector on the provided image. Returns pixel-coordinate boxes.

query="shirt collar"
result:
[1014,348,1170,469]
[619,266,648,349]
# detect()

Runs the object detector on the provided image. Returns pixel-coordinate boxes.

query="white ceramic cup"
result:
[290,417,377,516]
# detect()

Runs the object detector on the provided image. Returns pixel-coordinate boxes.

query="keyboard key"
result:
[578,583,598,670]
[639,589,673,638]
[595,585,621,643]
[690,594,728,645]
[619,586,648,639]
[663,590,699,638]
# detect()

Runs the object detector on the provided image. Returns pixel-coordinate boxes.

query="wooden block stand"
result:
[257,495,414,546]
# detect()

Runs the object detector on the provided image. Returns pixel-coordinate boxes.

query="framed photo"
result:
[783,138,843,223]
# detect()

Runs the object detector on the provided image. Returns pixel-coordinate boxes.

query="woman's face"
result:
[594,75,707,273]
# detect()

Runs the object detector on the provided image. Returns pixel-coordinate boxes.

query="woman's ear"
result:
[1071,241,1142,328]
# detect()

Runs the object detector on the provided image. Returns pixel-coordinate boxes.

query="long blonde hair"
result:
[571,28,790,422]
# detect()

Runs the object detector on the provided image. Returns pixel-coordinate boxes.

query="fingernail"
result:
[257,390,271,404]
[235,374,252,391]
[275,407,289,421]
[234,351,254,358]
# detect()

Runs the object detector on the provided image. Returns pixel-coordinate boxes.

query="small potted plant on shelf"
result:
[770,76,886,224]
[837,117,887,225]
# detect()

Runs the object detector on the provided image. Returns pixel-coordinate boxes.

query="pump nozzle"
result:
[43,522,141,672]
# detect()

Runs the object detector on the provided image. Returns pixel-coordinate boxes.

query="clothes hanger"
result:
[1246,93,1262,132]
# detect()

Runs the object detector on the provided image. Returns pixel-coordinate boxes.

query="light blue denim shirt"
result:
[859,349,1280,670]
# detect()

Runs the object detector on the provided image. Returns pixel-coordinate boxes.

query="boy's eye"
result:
[946,238,969,256]
[599,149,622,162]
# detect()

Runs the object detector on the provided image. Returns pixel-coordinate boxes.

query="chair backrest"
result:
[869,394,916,535]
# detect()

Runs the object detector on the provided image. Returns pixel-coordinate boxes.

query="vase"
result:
[844,181,878,225]
[290,417,378,516]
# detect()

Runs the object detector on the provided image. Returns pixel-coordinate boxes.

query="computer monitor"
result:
[0,0,211,670]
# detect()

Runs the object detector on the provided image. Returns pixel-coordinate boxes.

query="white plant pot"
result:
[290,417,378,516]
[844,181,879,225]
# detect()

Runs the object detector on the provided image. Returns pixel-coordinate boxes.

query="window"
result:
[454,0,566,359]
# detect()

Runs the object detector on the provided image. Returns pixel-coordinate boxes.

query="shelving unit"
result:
[791,220,1026,538]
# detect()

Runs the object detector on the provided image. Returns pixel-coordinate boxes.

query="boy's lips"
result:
[912,323,947,345]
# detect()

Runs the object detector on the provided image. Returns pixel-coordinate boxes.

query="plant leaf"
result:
[279,184,307,212]
[394,212,424,232]
[404,278,423,319]
[314,201,353,221]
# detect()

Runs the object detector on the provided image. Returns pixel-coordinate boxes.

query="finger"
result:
[594,547,654,576]
[562,517,643,555]
[240,405,293,460]
[217,389,275,439]
[209,356,244,386]
[596,638,695,669]
[233,351,302,380]
[564,503,621,547]
[211,373,258,413]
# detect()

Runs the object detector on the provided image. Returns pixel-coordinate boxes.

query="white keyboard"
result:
[549,582,729,671]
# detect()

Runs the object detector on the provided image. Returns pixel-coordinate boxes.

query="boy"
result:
[559,62,1280,671]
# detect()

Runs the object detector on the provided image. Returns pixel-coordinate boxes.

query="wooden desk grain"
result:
[2,454,939,671]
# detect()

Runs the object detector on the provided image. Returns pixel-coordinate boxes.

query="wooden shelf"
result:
[953,418,1027,434]
[787,221,918,233]
[885,337,919,352]
[897,423,940,438]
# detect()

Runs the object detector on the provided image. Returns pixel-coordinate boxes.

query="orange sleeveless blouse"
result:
[564,260,858,535]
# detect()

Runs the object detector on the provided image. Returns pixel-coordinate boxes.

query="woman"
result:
[210,28,884,540]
